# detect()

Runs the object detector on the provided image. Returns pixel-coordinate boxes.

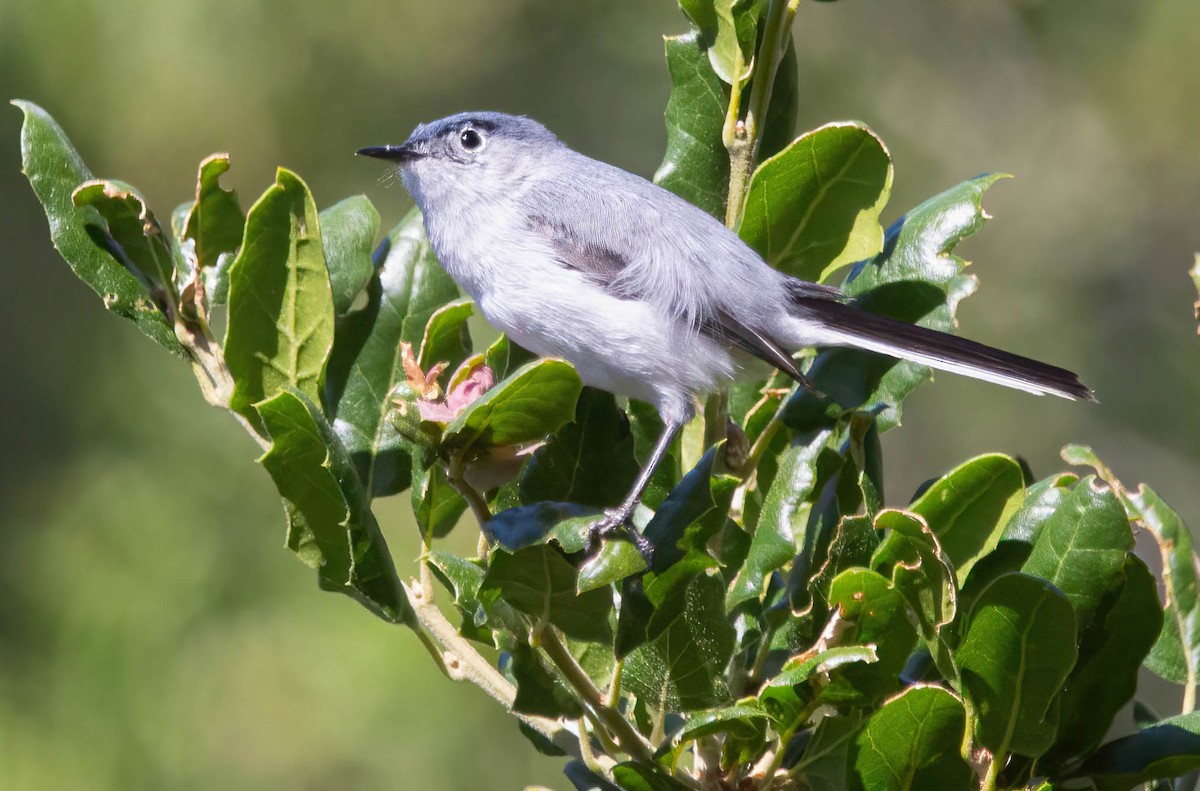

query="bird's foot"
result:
[589,507,654,563]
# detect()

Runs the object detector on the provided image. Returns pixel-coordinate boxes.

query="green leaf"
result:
[417,297,473,375]
[727,428,833,610]
[256,390,409,623]
[442,359,583,455]
[225,168,334,424]
[821,569,917,705]
[487,501,597,553]
[520,388,641,509]
[479,544,613,643]
[679,700,768,742]
[578,540,648,593]
[319,195,380,315]
[871,509,956,639]
[910,453,1025,581]
[12,100,182,354]
[427,551,485,612]
[325,208,460,498]
[654,31,730,220]
[957,572,1077,758]
[511,642,583,719]
[72,179,178,303]
[784,173,1009,431]
[411,462,467,539]
[1044,555,1163,767]
[849,685,973,791]
[793,712,863,791]
[611,763,690,791]
[682,0,761,86]
[1020,477,1133,632]
[182,153,245,275]
[1075,711,1200,791]
[623,571,735,712]
[739,122,893,282]
[1001,472,1079,543]
[644,446,739,572]
[759,646,879,721]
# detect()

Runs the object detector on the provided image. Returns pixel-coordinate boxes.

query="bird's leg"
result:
[590,418,684,560]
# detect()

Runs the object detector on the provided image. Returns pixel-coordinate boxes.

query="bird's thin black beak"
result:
[356,144,423,162]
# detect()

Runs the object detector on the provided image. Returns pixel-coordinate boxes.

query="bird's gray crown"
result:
[406,111,559,148]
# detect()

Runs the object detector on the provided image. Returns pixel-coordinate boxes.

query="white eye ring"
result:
[459,128,484,151]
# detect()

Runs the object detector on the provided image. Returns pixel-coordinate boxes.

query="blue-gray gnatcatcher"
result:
[358,112,1094,545]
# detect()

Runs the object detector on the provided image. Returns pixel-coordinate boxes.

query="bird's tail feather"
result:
[790,298,1097,402]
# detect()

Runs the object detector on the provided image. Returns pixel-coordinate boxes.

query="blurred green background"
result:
[1,1,1197,788]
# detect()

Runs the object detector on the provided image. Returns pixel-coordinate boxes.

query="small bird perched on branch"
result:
[359,112,1094,548]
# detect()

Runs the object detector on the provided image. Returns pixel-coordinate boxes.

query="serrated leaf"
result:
[849,685,973,791]
[520,388,641,508]
[784,173,1009,432]
[957,572,1077,758]
[821,569,917,706]
[654,31,730,220]
[13,100,182,354]
[727,428,832,610]
[1044,555,1163,768]
[623,572,734,712]
[441,359,583,455]
[325,208,460,498]
[183,153,244,275]
[871,509,955,639]
[1073,711,1200,791]
[256,389,409,623]
[479,544,613,643]
[1020,476,1133,633]
[910,453,1025,581]
[319,195,379,315]
[739,122,893,282]
[225,168,334,425]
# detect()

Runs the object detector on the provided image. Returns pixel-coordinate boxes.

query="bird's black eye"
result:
[459,128,483,151]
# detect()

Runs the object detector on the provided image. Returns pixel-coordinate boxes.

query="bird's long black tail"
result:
[790,296,1097,402]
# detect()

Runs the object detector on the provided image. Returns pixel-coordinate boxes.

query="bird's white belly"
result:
[464,252,738,422]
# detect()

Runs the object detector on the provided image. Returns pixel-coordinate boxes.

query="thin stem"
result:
[760,699,817,791]
[400,579,579,758]
[1186,684,1197,715]
[981,750,1004,791]
[446,453,492,527]
[539,626,656,764]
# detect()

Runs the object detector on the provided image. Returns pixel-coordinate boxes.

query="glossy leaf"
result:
[680,0,761,86]
[784,173,1009,431]
[225,168,334,423]
[478,544,613,643]
[1075,711,1200,791]
[849,685,973,791]
[654,31,729,219]
[623,572,735,712]
[13,100,182,354]
[727,428,832,609]
[182,153,244,274]
[739,122,892,282]
[578,540,647,593]
[418,297,473,375]
[325,208,460,497]
[821,569,917,705]
[1001,472,1079,543]
[910,453,1025,581]
[441,359,583,455]
[319,195,379,314]
[759,646,878,721]
[957,572,1077,758]
[520,388,641,508]
[256,389,409,623]
[679,700,768,742]
[643,446,739,573]
[1045,555,1163,766]
[871,509,955,639]
[610,763,690,791]
[411,462,467,539]
[1020,476,1132,633]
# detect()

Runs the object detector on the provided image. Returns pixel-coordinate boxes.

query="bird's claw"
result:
[589,508,653,563]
